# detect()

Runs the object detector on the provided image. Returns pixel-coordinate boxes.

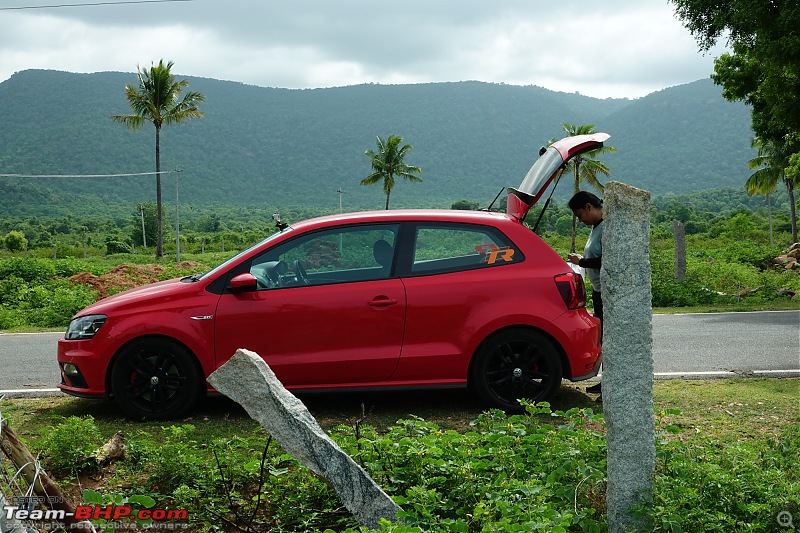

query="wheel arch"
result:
[105,333,206,398]
[466,324,571,388]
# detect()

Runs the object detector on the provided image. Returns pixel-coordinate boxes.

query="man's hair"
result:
[568,191,603,210]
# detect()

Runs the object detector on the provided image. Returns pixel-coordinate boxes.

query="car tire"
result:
[471,328,563,412]
[110,337,203,420]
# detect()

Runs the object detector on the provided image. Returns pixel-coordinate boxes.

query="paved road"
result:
[0,310,798,397]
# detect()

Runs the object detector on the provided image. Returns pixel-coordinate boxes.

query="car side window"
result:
[411,223,522,275]
[249,224,400,289]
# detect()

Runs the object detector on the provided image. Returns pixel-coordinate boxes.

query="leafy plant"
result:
[0,258,56,283]
[36,416,103,476]
[82,489,158,531]
[3,230,27,252]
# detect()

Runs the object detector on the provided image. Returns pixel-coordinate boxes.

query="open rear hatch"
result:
[507,133,610,221]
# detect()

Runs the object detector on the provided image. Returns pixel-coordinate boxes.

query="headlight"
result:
[65,314,107,340]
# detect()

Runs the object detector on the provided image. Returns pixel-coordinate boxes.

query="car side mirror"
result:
[228,272,258,292]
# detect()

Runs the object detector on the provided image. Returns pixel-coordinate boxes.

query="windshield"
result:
[196,228,290,281]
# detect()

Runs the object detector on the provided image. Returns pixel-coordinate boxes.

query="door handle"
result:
[368,296,398,308]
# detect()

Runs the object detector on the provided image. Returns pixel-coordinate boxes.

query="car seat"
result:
[373,239,394,273]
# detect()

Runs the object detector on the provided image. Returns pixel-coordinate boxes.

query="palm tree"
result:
[746,136,797,244]
[362,135,422,210]
[559,123,616,252]
[112,60,205,258]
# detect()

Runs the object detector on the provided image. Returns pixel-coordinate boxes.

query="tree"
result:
[130,203,159,247]
[111,60,205,258]
[4,230,27,252]
[361,135,422,210]
[669,1,799,168]
[557,123,616,252]
[451,199,480,210]
[745,137,798,244]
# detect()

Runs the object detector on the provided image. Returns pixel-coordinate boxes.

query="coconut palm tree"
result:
[362,135,422,210]
[559,123,616,252]
[746,136,797,244]
[112,60,205,258]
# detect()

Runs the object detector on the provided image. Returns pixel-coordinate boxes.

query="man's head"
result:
[568,191,603,225]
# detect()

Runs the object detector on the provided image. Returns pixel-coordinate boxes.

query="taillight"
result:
[554,272,587,310]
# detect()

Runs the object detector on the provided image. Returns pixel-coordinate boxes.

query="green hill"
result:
[0,69,754,217]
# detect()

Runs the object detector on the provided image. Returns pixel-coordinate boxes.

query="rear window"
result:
[410,223,522,275]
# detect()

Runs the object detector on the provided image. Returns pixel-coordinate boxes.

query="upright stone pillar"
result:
[674,220,686,280]
[601,181,655,533]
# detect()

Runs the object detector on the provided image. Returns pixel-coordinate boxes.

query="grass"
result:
[3,378,797,443]
[1,379,796,463]
[1,378,798,531]
[652,300,800,314]
[652,378,799,440]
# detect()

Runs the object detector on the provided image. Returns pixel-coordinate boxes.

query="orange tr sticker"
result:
[475,243,515,264]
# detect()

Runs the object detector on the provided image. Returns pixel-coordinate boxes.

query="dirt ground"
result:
[69,262,205,298]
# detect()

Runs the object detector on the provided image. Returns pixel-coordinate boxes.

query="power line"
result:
[0,0,193,11]
[0,170,180,178]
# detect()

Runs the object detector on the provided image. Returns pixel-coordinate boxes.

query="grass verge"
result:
[1,378,798,532]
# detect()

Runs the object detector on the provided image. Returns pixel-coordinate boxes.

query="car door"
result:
[393,222,525,380]
[213,223,405,386]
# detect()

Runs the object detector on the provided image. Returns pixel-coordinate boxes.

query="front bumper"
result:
[57,336,111,398]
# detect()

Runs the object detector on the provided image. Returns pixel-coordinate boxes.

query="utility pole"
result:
[140,205,147,249]
[337,188,345,252]
[175,169,183,263]
[337,188,345,213]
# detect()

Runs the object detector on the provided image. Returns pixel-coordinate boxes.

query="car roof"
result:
[284,208,516,231]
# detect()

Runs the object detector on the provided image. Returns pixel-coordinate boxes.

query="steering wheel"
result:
[293,260,310,285]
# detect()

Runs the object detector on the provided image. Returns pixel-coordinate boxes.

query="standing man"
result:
[567,191,604,398]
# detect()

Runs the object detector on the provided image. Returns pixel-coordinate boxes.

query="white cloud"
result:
[0,0,727,99]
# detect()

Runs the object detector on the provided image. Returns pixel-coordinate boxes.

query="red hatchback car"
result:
[58,134,606,419]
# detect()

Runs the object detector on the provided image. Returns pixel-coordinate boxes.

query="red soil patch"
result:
[69,264,168,299]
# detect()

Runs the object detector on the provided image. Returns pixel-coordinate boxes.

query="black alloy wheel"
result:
[111,338,203,420]
[472,328,563,412]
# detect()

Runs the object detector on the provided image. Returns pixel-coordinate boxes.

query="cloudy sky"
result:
[0,0,729,99]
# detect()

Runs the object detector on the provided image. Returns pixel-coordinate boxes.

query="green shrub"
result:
[145,425,207,494]
[0,258,56,282]
[36,416,103,476]
[4,230,27,252]
[713,240,778,269]
[53,258,93,277]
[0,306,22,330]
[0,276,27,305]
[652,277,723,307]
[352,403,607,532]
[642,422,800,531]
[19,281,96,327]
[105,236,132,255]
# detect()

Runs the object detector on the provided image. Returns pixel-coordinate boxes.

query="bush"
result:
[0,258,56,283]
[18,280,97,327]
[53,258,93,278]
[652,277,723,307]
[714,240,778,269]
[36,416,103,476]
[4,230,27,252]
[105,236,132,255]
[353,403,607,532]
[642,422,800,531]
[144,425,207,494]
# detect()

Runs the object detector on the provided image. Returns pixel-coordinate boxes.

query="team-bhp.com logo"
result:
[4,504,187,521]
[4,491,189,529]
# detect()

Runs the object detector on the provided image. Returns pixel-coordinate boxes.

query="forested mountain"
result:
[0,69,754,217]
